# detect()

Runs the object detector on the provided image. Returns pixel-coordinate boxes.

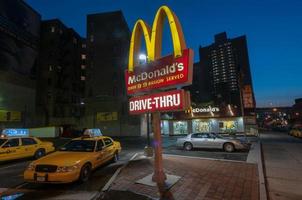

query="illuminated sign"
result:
[192,107,220,113]
[126,5,192,114]
[2,129,29,137]
[129,89,190,115]
[242,85,254,108]
[96,112,118,121]
[0,110,22,122]
[125,49,193,95]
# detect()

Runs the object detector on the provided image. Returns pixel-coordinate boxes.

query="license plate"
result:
[37,176,45,182]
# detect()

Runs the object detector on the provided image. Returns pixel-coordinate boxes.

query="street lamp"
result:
[138,53,153,156]
[138,54,147,64]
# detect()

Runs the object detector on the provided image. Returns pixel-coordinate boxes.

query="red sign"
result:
[129,89,190,115]
[125,48,193,95]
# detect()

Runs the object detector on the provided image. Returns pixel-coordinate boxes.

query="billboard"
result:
[125,48,193,95]
[0,0,40,75]
[129,89,190,115]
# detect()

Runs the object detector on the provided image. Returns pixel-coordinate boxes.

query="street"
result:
[0,149,138,200]
[261,131,302,200]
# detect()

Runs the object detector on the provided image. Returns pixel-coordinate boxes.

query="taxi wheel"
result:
[34,149,46,160]
[79,164,91,183]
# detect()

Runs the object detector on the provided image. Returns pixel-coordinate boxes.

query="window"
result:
[82,44,86,48]
[3,139,19,148]
[81,54,86,60]
[22,138,37,146]
[51,26,55,33]
[49,65,53,71]
[96,140,104,151]
[90,35,94,42]
[81,65,86,70]
[104,138,113,146]
[81,76,86,81]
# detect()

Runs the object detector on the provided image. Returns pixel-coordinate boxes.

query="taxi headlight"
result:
[56,164,80,173]
[27,163,36,171]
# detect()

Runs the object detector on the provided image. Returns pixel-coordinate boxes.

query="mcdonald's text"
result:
[125,48,193,95]
[128,89,190,114]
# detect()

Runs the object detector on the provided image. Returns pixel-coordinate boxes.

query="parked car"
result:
[0,131,55,162]
[176,133,250,152]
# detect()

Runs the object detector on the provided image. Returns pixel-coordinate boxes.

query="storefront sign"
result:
[129,89,190,114]
[192,107,220,113]
[96,112,118,121]
[125,49,193,95]
[0,110,22,122]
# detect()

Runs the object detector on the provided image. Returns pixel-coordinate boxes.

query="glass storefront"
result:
[161,120,169,135]
[192,119,211,133]
[162,117,244,135]
[218,120,238,133]
[173,121,188,135]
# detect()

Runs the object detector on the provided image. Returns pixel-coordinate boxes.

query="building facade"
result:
[0,0,40,128]
[84,11,140,136]
[161,32,257,135]
[36,19,86,127]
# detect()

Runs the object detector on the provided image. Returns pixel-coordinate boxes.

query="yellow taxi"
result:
[289,126,302,138]
[0,129,55,162]
[24,132,121,183]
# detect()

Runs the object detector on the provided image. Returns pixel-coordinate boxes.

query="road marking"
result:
[15,182,28,189]
[0,162,29,170]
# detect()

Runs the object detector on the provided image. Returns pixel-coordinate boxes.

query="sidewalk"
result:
[105,155,259,200]
[261,131,302,200]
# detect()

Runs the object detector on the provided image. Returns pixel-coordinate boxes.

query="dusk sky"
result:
[26,0,302,107]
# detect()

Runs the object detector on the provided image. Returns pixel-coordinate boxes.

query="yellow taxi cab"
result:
[0,129,55,162]
[24,130,121,183]
[289,126,302,138]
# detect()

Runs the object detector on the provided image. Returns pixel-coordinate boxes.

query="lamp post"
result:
[139,54,153,156]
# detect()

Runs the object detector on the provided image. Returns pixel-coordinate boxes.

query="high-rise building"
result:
[36,19,86,126]
[0,0,40,127]
[85,11,140,136]
[192,32,256,112]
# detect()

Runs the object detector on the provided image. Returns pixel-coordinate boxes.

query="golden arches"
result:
[128,5,186,72]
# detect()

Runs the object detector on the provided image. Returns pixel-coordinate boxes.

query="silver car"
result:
[176,133,249,152]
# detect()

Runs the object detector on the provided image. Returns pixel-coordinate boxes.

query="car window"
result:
[192,133,208,138]
[0,139,7,146]
[104,138,113,146]
[3,138,20,148]
[21,138,37,146]
[96,140,104,151]
[60,140,96,152]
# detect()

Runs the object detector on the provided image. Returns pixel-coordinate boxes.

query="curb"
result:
[246,142,268,200]
[92,153,139,200]
[163,153,247,163]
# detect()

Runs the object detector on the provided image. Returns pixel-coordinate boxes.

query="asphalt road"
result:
[0,149,138,200]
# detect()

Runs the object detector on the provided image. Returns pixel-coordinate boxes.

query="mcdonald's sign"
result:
[125,5,194,95]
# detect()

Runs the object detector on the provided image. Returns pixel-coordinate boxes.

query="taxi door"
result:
[103,138,115,162]
[21,138,38,157]
[94,139,106,167]
[0,138,22,161]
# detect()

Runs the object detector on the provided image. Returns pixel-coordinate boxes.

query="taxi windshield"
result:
[60,140,95,152]
[0,139,7,146]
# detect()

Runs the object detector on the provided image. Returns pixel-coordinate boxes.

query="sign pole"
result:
[152,112,167,190]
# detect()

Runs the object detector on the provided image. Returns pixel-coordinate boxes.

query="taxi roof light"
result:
[1,129,29,138]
